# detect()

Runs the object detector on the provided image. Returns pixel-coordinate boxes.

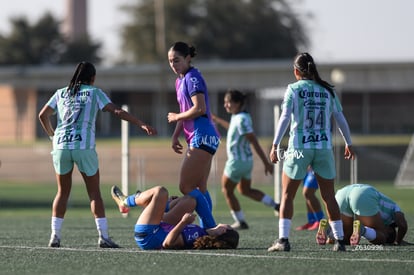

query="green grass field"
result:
[0,181,413,275]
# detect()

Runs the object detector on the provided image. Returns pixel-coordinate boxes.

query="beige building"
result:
[1,61,414,142]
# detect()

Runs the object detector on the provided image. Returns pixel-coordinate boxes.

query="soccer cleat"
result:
[231,221,249,230]
[98,236,120,248]
[111,185,129,214]
[333,239,346,252]
[307,221,320,231]
[274,203,280,212]
[267,238,291,252]
[316,218,328,245]
[48,234,60,248]
[295,222,313,231]
[350,220,363,246]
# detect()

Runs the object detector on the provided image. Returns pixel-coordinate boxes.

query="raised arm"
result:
[103,103,157,135]
[163,213,196,249]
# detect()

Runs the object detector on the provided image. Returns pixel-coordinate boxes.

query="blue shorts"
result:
[283,148,335,180]
[134,224,169,250]
[51,149,98,176]
[189,129,220,155]
[224,159,252,183]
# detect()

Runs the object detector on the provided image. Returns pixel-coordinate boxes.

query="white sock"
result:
[51,217,64,239]
[261,194,276,208]
[279,218,291,239]
[95,218,109,239]
[230,210,245,222]
[329,220,344,240]
[363,226,377,241]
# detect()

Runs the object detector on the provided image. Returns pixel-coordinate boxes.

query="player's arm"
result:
[246,133,273,175]
[211,114,230,130]
[38,105,55,138]
[103,103,157,135]
[163,213,195,249]
[168,93,206,122]
[394,211,408,245]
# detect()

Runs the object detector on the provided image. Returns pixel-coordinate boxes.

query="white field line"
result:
[0,245,413,264]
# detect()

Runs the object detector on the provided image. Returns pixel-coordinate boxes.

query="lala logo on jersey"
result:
[302,133,328,144]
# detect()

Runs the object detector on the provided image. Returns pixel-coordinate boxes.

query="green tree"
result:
[0,13,101,65]
[120,0,308,63]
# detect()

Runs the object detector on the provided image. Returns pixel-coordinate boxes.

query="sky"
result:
[0,0,412,65]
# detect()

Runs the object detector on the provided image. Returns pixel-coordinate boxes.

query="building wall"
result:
[0,86,37,142]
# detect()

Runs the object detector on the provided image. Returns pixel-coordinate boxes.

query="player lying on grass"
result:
[111,185,239,250]
[316,183,409,246]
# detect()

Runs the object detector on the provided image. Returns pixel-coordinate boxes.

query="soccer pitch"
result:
[0,182,413,275]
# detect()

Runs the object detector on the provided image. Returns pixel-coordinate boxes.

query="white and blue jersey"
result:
[46,85,111,150]
[281,80,342,149]
[226,111,254,161]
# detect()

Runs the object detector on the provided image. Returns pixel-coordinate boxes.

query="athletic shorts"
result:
[283,148,335,180]
[224,159,253,183]
[134,224,169,250]
[335,184,379,217]
[303,171,318,189]
[51,149,98,176]
[189,130,220,155]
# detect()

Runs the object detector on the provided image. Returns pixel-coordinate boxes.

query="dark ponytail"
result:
[169,41,197,58]
[294,53,335,97]
[67,61,96,96]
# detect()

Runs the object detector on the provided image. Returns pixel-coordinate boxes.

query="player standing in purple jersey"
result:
[167,42,220,229]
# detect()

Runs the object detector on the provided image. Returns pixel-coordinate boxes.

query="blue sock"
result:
[307,212,317,224]
[126,194,137,207]
[188,189,216,229]
[315,211,325,221]
[198,190,213,228]
[204,190,213,210]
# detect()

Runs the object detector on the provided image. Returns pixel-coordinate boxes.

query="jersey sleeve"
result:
[96,88,112,110]
[236,113,253,135]
[185,70,207,97]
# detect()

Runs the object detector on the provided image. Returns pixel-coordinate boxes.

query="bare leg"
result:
[81,170,105,218]
[222,175,240,211]
[279,172,302,219]
[357,213,387,244]
[238,178,267,201]
[53,170,73,218]
[135,186,169,225]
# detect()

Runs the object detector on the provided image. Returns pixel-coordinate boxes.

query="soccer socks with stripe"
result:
[188,189,216,229]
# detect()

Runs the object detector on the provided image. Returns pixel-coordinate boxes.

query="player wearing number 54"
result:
[38,61,157,249]
[267,53,355,252]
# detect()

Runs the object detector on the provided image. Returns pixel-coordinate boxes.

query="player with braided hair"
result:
[268,53,355,252]
[39,61,157,248]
